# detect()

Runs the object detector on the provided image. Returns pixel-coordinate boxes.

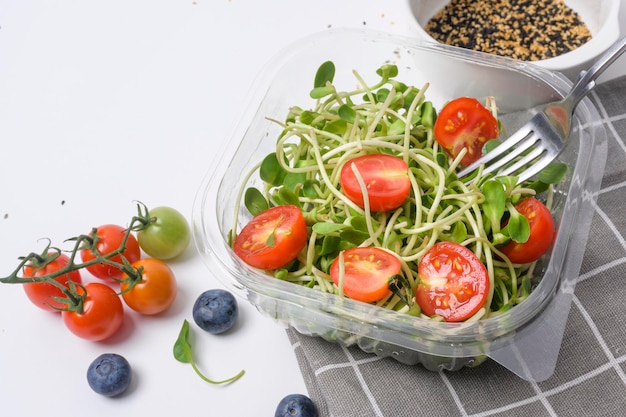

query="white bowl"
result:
[405,0,621,79]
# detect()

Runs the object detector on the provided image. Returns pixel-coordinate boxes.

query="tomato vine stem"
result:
[0,202,156,313]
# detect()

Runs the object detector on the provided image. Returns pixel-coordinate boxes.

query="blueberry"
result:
[192,289,238,334]
[86,353,132,397]
[274,394,318,417]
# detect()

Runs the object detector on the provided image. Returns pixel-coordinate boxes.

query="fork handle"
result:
[567,36,626,110]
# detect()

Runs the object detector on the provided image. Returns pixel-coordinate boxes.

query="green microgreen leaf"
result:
[173,320,245,385]
[376,64,399,79]
[482,180,506,234]
[318,235,341,256]
[260,153,287,186]
[537,161,568,184]
[506,204,530,243]
[244,188,269,216]
[312,222,349,234]
[338,104,357,124]
[314,61,335,88]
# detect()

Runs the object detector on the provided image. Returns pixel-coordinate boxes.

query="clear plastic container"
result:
[192,29,607,382]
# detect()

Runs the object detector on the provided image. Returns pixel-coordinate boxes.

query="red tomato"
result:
[233,205,307,270]
[339,154,410,212]
[120,258,177,315]
[416,242,489,322]
[499,197,555,264]
[434,97,499,166]
[61,282,124,341]
[329,247,400,303]
[81,224,141,280]
[22,252,83,312]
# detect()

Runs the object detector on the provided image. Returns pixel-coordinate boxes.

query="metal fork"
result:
[456,36,626,184]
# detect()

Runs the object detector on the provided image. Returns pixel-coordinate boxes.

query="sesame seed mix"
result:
[423,0,592,61]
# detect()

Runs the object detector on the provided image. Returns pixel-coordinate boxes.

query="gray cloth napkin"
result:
[286,76,626,417]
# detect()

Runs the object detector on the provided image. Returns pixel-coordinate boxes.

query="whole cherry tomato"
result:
[80,224,141,280]
[137,206,191,260]
[120,258,177,315]
[62,282,124,341]
[22,252,83,312]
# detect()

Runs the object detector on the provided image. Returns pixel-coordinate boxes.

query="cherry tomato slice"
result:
[22,252,83,312]
[80,224,141,280]
[434,97,499,166]
[120,258,177,315]
[329,247,400,303]
[499,197,555,264]
[339,154,410,212]
[233,205,307,270]
[62,282,124,341]
[416,242,489,322]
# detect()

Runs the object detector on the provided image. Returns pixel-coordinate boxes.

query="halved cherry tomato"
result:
[499,197,555,264]
[339,154,410,212]
[329,247,400,303]
[434,97,499,166]
[416,241,489,322]
[22,252,83,312]
[61,282,124,341]
[80,224,141,280]
[233,205,307,270]
[120,258,177,315]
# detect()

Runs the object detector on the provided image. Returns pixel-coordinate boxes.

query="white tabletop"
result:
[1,1,625,416]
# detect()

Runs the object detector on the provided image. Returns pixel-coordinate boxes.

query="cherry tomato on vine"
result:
[329,247,400,303]
[416,241,489,322]
[62,282,124,341]
[80,224,141,280]
[137,206,191,260]
[22,252,83,312]
[233,205,307,270]
[499,197,555,264]
[434,97,499,166]
[120,258,177,315]
[339,154,410,212]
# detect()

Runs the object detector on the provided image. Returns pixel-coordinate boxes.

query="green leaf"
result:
[450,221,468,243]
[260,153,288,186]
[312,222,348,234]
[283,171,307,192]
[537,162,568,184]
[507,209,530,243]
[318,235,341,256]
[244,188,269,216]
[173,320,245,385]
[276,187,301,207]
[338,104,357,124]
[314,61,335,88]
[173,319,193,363]
[310,86,335,99]
[420,101,435,128]
[323,119,348,134]
[482,180,506,234]
[376,88,390,103]
[376,64,398,79]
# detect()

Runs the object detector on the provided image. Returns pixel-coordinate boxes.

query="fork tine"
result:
[479,133,541,176]
[456,118,539,178]
[497,145,546,178]
[514,153,554,184]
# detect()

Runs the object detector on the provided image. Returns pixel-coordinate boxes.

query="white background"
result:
[1,1,626,416]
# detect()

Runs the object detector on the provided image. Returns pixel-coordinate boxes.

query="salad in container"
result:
[193,29,607,382]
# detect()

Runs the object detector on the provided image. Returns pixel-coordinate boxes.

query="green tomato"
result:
[138,206,191,260]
